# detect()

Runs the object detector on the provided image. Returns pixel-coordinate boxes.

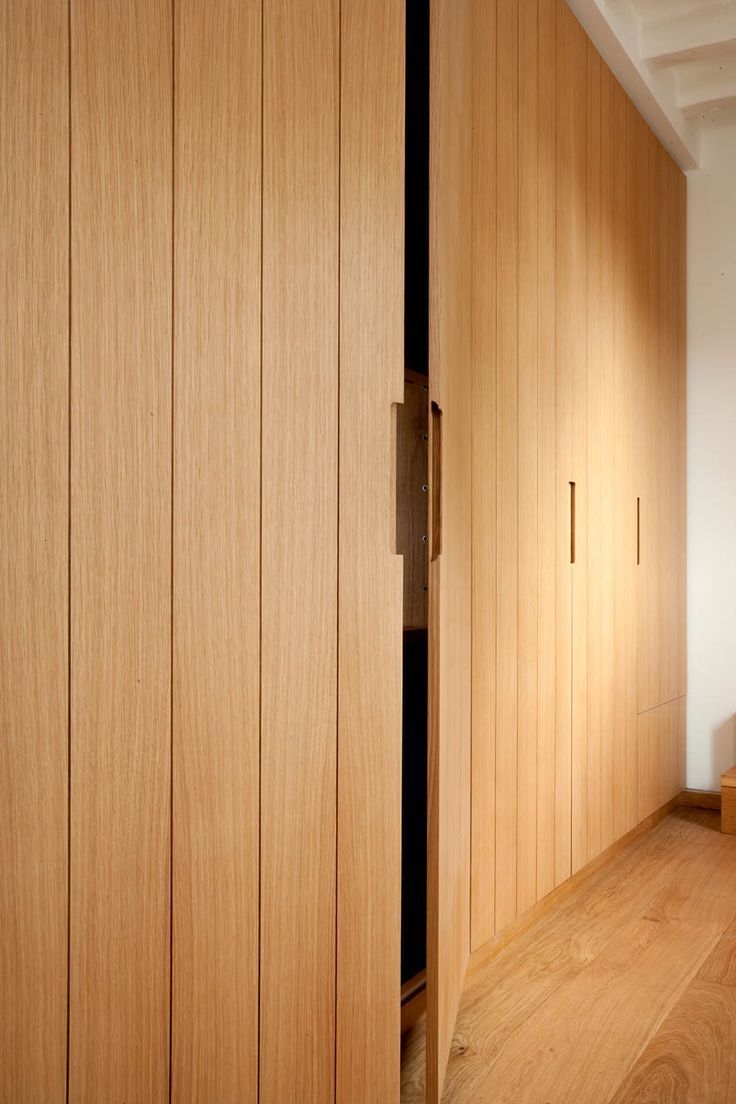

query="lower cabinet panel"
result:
[638,699,687,823]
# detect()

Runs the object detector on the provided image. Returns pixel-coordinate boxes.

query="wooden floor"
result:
[402,808,736,1103]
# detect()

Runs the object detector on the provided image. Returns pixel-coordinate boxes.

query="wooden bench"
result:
[722,767,736,834]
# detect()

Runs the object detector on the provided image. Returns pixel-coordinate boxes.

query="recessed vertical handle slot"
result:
[569,481,576,564]
[430,401,442,561]
[391,401,399,555]
[637,497,641,566]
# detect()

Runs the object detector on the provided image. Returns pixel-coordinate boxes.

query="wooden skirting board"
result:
[468,797,681,976]
[405,791,721,1039]
[678,789,722,811]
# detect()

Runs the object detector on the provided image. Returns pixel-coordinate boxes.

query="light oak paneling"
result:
[636,124,683,719]
[554,0,586,888]
[428,0,473,1097]
[337,1,404,1100]
[70,0,172,1098]
[614,86,638,840]
[638,698,686,822]
[0,2,69,1098]
[494,0,520,934]
[517,0,539,918]
[470,0,497,949]
[469,0,686,959]
[536,0,558,904]
[598,65,618,854]
[677,170,688,703]
[567,15,591,878]
[583,44,602,868]
[261,1,339,1099]
[172,1,260,1098]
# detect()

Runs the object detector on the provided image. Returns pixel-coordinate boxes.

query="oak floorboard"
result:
[401,811,736,1103]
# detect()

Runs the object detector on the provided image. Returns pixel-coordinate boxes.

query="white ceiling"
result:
[567,0,736,169]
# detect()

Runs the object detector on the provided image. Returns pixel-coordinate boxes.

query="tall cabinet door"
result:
[337,2,404,1102]
[1,2,69,1097]
[427,0,473,1099]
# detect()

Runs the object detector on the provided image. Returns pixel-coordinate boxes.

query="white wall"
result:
[687,119,736,790]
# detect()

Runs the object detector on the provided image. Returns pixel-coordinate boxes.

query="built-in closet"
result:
[1,0,685,1102]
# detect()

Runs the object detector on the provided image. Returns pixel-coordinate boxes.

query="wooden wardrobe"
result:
[0,1,685,1102]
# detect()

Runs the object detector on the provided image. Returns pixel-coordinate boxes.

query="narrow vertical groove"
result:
[468,0,474,945]
[515,0,520,919]
[494,0,499,930]
[492,0,498,937]
[169,2,175,1099]
[66,1,73,1099]
[552,0,558,885]
[334,1,342,1097]
[535,31,540,903]
[257,0,264,1096]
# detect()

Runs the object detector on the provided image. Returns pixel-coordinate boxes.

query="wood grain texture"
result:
[536,0,558,904]
[172,1,260,1098]
[638,698,686,822]
[467,0,686,961]
[610,922,736,1103]
[403,811,736,1104]
[260,0,339,1098]
[554,0,584,889]
[598,64,618,854]
[494,0,520,933]
[337,1,404,1099]
[0,1,69,1098]
[582,43,601,869]
[617,90,640,837]
[427,0,473,1096]
[470,0,497,951]
[517,0,539,918]
[679,789,722,811]
[635,124,685,720]
[70,1,172,1097]
[677,167,688,702]
[722,784,736,835]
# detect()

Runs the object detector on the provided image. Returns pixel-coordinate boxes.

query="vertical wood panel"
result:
[583,44,602,868]
[536,0,557,903]
[554,1,585,888]
[677,169,688,710]
[172,1,260,1098]
[599,66,617,853]
[70,0,172,1097]
[495,0,519,931]
[470,0,497,950]
[568,12,589,880]
[468,0,686,954]
[428,0,473,1096]
[638,123,663,716]
[337,1,404,1099]
[661,152,685,713]
[261,1,339,1099]
[614,91,639,840]
[0,2,69,1098]
[638,698,685,820]
[517,0,539,916]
